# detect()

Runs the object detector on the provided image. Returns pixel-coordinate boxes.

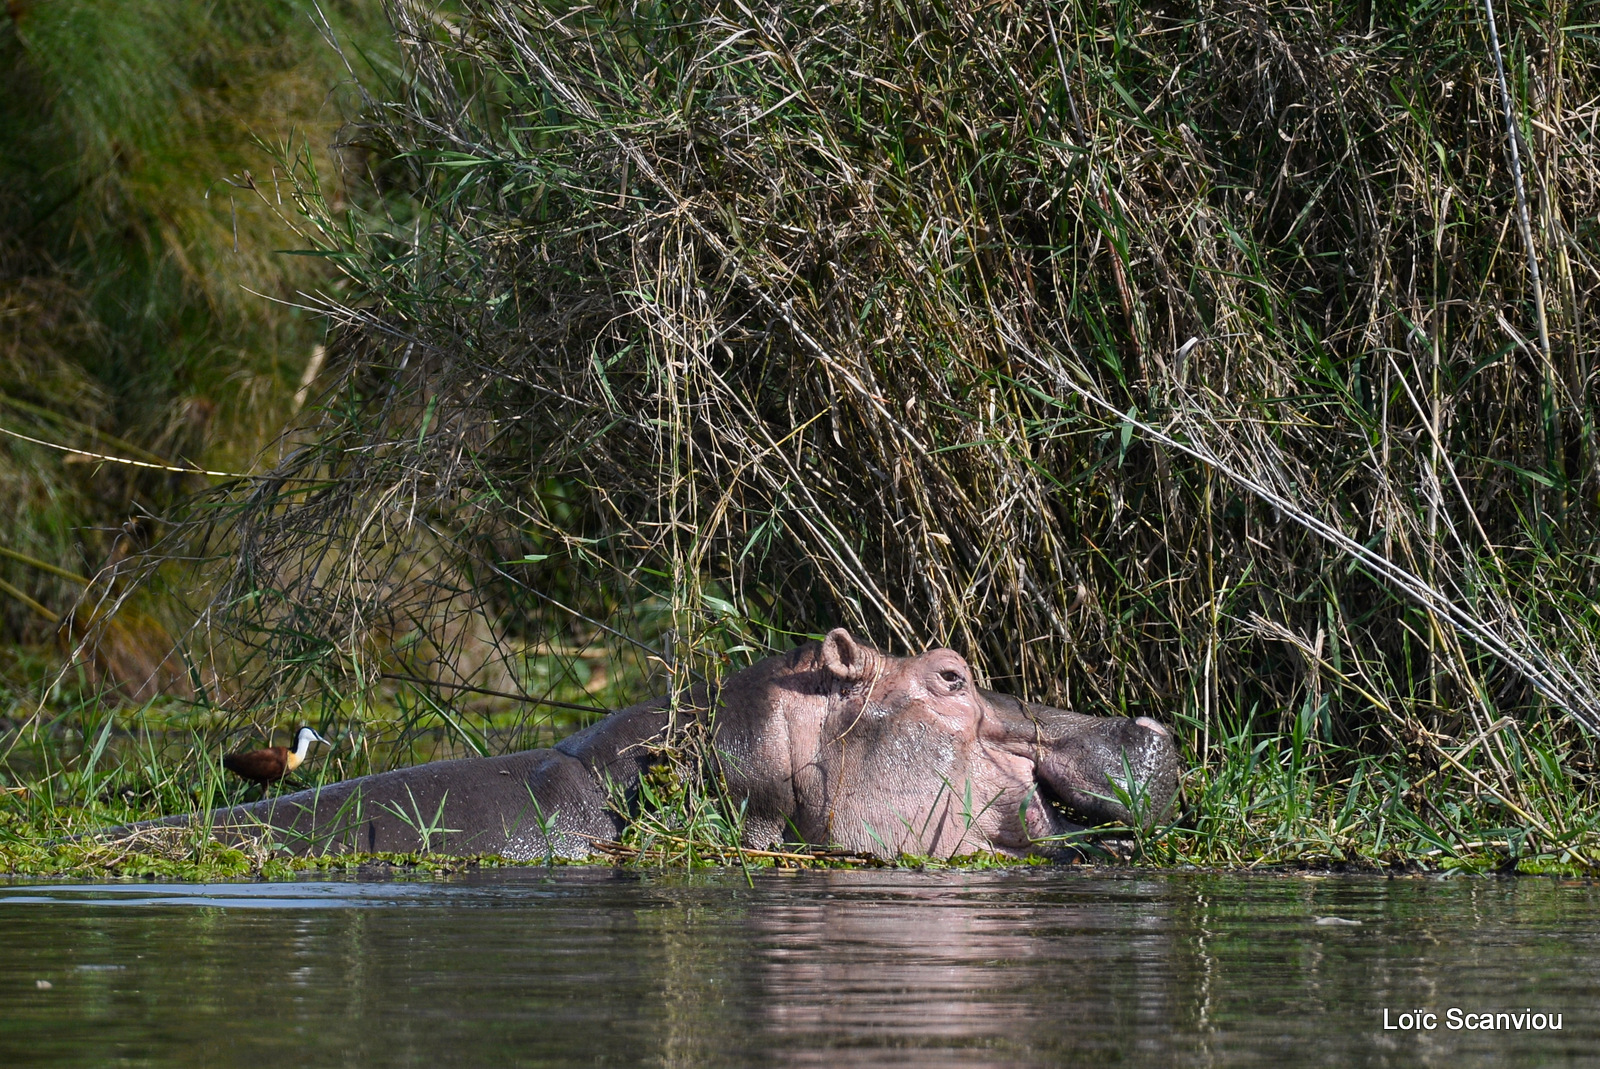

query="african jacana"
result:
[223,727,330,788]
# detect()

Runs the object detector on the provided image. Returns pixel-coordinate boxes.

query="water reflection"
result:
[755,877,1047,1065]
[0,870,1596,1068]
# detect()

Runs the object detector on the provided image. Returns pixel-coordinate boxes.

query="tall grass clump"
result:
[135,0,1600,867]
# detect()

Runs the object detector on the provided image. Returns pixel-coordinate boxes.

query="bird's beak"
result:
[313,732,331,745]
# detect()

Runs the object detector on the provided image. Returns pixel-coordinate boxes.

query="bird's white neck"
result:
[286,733,315,771]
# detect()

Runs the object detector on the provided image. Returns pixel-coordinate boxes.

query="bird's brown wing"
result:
[224,747,288,785]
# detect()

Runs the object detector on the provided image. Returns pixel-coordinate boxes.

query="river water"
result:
[0,868,1594,1066]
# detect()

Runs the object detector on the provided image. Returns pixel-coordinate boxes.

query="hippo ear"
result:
[821,628,871,682]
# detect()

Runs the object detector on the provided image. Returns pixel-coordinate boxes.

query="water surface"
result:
[0,868,1595,1066]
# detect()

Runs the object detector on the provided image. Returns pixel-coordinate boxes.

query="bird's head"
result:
[295,726,330,751]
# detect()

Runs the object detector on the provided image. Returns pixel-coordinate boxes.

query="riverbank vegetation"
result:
[6,0,1600,877]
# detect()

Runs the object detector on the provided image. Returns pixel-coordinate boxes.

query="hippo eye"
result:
[938,668,965,690]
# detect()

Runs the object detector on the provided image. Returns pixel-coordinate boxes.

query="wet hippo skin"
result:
[113,629,1180,860]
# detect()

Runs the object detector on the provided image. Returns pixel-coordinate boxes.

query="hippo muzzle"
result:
[982,692,1181,833]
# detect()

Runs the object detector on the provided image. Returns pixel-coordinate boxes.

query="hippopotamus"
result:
[114,630,1180,861]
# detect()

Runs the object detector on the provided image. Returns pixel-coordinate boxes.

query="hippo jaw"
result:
[974,688,1181,843]
[1024,709,1180,834]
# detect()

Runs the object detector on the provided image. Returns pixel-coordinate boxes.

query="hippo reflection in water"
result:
[123,629,1180,860]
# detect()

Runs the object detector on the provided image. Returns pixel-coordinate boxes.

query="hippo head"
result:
[741,628,1179,858]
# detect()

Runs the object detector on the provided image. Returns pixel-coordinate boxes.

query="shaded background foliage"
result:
[0,0,385,696]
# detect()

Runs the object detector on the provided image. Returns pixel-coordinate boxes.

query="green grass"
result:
[3,678,1597,877]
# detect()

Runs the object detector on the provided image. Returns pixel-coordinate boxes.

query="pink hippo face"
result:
[712,627,1179,859]
[788,630,1076,857]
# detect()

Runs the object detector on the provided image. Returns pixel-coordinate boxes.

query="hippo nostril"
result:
[1135,716,1169,737]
